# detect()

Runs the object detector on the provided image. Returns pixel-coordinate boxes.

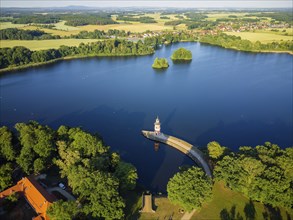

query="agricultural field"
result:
[15,21,173,36]
[138,13,187,22]
[0,39,101,50]
[205,13,242,21]
[255,28,293,36]
[53,21,80,31]
[192,181,292,220]
[19,25,80,37]
[225,31,293,43]
[1,13,179,37]
[76,22,173,33]
[205,12,271,21]
[0,22,27,29]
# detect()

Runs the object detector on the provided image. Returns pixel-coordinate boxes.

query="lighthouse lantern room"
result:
[154,116,161,135]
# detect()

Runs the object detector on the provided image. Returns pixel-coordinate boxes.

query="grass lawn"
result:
[225,31,293,43]
[139,196,184,220]
[0,39,101,50]
[125,181,292,219]
[192,181,293,220]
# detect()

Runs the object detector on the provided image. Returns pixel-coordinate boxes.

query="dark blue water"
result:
[1,42,292,191]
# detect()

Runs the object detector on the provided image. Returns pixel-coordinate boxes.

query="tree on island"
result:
[171,47,192,61]
[167,167,212,211]
[152,57,169,69]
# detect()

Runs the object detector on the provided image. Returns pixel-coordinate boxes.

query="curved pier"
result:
[142,130,212,177]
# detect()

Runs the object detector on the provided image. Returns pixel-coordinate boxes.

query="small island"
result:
[152,57,169,69]
[171,48,192,61]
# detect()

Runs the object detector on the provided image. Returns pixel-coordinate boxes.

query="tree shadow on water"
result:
[262,204,282,220]
[244,199,256,220]
[220,205,244,220]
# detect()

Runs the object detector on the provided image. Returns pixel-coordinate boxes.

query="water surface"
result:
[1,42,292,191]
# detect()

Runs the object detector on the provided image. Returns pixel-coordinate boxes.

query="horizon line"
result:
[1,5,292,9]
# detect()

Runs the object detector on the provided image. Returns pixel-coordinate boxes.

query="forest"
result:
[0,121,138,219]
[199,33,293,52]
[245,12,293,24]
[0,28,130,40]
[10,13,117,26]
[212,142,293,209]
[68,29,131,39]
[116,15,157,23]
[0,39,155,69]
[62,14,118,26]
[0,28,61,40]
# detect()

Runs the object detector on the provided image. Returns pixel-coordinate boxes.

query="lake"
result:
[1,42,292,192]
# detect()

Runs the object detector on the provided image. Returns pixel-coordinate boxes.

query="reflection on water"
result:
[154,142,160,151]
[0,42,292,191]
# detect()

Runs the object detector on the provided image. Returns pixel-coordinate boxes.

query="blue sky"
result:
[1,0,292,8]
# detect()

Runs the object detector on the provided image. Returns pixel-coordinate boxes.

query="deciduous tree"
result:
[167,167,212,211]
[0,126,15,161]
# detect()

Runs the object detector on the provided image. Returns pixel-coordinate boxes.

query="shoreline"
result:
[0,52,154,74]
[0,42,292,73]
[196,41,293,55]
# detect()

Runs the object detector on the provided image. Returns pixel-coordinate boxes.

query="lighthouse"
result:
[154,116,161,135]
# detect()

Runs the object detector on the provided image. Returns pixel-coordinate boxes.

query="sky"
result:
[1,0,292,8]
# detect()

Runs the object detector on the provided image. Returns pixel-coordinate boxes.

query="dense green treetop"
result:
[0,163,13,191]
[9,13,117,26]
[167,167,213,211]
[171,47,192,61]
[15,121,56,174]
[114,161,138,192]
[47,200,79,220]
[152,57,169,69]
[54,125,136,219]
[0,39,155,69]
[207,141,227,159]
[0,28,60,40]
[0,126,15,161]
[200,33,293,52]
[62,14,118,26]
[213,142,293,209]
[0,122,137,219]
[117,15,157,23]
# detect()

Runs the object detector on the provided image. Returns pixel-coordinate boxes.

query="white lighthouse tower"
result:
[154,116,161,135]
